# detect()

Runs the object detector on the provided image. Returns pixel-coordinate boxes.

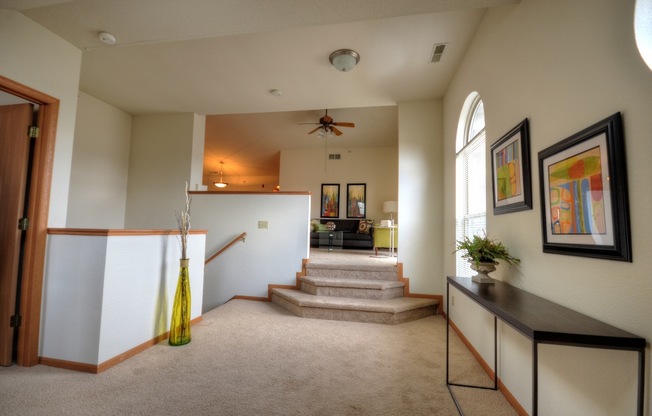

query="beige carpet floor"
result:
[0,298,517,416]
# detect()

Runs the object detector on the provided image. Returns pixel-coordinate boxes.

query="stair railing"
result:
[205,232,247,265]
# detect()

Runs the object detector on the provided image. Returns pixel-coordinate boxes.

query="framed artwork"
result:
[538,112,631,261]
[346,183,366,218]
[320,184,340,218]
[491,119,532,214]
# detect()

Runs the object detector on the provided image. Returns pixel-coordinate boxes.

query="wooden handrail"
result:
[205,232,247,265]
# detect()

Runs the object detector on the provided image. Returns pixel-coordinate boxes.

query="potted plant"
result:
[454,234,520,284]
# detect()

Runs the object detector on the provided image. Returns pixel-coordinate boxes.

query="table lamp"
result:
[382,201,397,226]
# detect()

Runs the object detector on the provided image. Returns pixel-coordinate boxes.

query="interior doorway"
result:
[0,75,59,367]
[0,102,35,366]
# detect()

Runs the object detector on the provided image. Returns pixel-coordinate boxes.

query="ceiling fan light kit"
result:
[302,109,355,137]
[329,49,360,72]
[318,127,334,138]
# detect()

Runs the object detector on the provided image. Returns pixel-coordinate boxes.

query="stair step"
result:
[305,264,398,281]
[300,276,405,300]
[271,288,439,325]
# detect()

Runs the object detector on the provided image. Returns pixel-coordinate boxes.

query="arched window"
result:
[455,93,486,276]
[635,0,652,71]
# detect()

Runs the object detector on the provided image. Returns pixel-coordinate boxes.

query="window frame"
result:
[455,93,487,277]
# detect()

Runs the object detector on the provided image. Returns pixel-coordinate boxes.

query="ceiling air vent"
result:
[430,43,447,63]
[328,153,341,160]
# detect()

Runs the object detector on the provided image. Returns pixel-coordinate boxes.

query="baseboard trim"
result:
[232,295,269,302]
[39,316,202,374]
[448,319,527,416]
[397,263,444,314]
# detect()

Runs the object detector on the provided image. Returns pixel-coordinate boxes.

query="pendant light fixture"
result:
[214,161,228,188]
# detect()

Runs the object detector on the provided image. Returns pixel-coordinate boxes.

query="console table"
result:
[446,276,646,416]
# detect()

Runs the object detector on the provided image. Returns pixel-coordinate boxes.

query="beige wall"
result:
[67,92,132,227]
[124,113,197,228]
[443,0,652,414]
[280,146,398,221]
[398,100,444,294]
[190,113,207,191]
[67,98,206,227]
[4,3,650,412]
[0,10,82,227]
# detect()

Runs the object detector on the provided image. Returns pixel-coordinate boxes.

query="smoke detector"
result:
[99,32,117,45]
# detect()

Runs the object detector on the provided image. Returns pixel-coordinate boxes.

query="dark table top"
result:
[447,276,645,350]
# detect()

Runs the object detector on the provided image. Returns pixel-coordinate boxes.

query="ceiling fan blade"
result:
[332,122,355,128]
[331,126,343,136]
[299,122,320,125]
[307,126,321,134]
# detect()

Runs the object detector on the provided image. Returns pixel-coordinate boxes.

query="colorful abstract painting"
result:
[538,113,631,261]
[346,183,366,218]
[490,119,532,214]
[495,140,522,201]
[547,146,606,235]
[321,184,339,218]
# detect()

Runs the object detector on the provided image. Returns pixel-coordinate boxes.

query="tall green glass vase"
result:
[169,258,191,346]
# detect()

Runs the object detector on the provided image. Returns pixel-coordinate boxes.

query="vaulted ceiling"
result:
[1,0,519,189]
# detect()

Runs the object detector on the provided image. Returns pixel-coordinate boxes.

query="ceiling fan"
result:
[301,110,355,136]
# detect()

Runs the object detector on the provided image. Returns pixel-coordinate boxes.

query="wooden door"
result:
[0,104,33,366]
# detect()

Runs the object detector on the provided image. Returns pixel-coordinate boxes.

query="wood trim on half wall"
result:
[0,75,59,367]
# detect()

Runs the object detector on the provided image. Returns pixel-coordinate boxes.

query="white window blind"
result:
[455,99,486,277]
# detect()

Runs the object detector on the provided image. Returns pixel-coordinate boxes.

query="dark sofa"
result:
[310,219,374,249]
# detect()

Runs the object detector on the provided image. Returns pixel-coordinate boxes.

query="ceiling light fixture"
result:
[214,161,228,188]
[329,49,360,72]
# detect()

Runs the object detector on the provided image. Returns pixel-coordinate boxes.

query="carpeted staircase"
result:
[271,258,439,325]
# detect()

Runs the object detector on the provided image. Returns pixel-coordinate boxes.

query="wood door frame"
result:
[0,75,59,366]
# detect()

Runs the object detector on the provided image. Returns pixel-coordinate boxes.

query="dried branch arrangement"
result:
[176,181,192,259]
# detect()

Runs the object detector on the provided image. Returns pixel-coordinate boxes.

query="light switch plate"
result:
[258,221,268,229]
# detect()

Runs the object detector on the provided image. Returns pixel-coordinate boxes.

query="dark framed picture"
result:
[346,183,366,218]
[538,112,631,261]
[320,184,340,218]
[491,119,532,214]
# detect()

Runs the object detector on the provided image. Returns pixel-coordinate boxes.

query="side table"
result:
[318,230,343,251]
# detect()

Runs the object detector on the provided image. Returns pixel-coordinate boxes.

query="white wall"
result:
[398,100,443,294]
[41,232,206,366]
[280,146,398,221]
[125,113,196,228]
[66,92,132,227]
[190,114,208,191]
[443,0,652,414]
[0,10,82,227]
[191,192,311,312]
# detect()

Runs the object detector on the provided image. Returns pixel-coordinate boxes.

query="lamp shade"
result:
[383,201,398,213]
[214,161,228,188]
